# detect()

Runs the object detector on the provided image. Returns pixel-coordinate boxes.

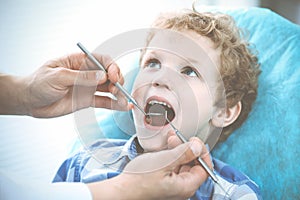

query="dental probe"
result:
[165,113,231,198]
[77,42,147,116]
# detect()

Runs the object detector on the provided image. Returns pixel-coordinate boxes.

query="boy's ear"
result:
[211,101,242,128]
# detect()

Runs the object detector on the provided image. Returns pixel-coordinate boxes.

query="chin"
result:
[138,136,168,152]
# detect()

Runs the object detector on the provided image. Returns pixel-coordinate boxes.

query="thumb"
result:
[168,141,202,169]
[63,69,107,87]
[123,142,202,174]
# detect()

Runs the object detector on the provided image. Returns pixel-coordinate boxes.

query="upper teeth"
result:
[148,100,171,108]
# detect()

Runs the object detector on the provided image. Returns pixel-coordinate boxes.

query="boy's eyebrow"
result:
[143,50,159,57]
[177,55,202,69]
[184,57,200,67]
[145,49,200,66]
[141,50,164,64]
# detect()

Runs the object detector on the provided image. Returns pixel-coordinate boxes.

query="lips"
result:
[144,97,176,127]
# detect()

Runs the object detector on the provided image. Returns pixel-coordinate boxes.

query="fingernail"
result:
[190,142,202,156]
[129,103,134,110]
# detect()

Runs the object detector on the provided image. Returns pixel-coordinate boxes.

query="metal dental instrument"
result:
[165,112,231,198]
[77,42,149,116]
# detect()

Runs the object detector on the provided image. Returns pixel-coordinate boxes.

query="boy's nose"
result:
[152,81,169,89]
[151,71,171,90]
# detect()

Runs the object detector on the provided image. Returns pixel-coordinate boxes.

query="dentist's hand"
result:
[88,139,208,200]
[0,53,131,118]
[167,131,213,183]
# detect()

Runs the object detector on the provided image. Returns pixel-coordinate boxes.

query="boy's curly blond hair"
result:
[148,10,260,141]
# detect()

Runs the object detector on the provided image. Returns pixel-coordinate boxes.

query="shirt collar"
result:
[97,136,212,168]
[99,135,139,165]
[120,134,140,160]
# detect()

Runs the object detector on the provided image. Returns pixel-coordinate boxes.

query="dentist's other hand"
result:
[167,131,213,182]
[88,140,207,200]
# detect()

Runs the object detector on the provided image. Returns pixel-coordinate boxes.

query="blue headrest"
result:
[211,7,300,199]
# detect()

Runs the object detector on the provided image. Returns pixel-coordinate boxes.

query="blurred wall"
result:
[261,0,300,24]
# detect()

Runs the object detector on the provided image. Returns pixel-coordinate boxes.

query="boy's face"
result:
[131,30,222,152]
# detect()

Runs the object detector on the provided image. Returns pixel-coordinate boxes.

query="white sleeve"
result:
[1,171,92,200]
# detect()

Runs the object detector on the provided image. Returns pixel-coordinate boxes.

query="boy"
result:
[54,10,261,199]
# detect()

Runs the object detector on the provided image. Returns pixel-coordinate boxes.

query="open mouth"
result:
[144,99,175,126]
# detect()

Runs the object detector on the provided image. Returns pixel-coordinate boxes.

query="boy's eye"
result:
[144,58,161,69]
[181,66,199,77]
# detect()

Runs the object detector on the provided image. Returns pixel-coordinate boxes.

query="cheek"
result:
[132,70,154,88]
[196,87,214,121]
[131,71,153,101]
[179,83,214,138]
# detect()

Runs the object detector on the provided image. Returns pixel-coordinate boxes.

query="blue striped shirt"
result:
[53,136,262,199]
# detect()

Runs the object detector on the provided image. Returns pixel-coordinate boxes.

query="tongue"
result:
[146,104,167,126]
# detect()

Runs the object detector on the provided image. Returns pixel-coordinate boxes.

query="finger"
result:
[96,81,110,93]
[107,62,122,84]
[97,79,123,94]
[61,68,107,87]
[115,95,129,109]
[167,130,183,149]
[71,86,96,111]
[107,80,132,110]
[49,53,87,70]
[93,95,132,111]
[165,142,208,198]
[189,137,210,159]
[175,165,207,198]
[52,53,112,72]
[189,137,213,171]
[108,82,118,95]
[65,53,88,70]
[179,165,191,173]
[167,141,203,170]
[83,54,113,71]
